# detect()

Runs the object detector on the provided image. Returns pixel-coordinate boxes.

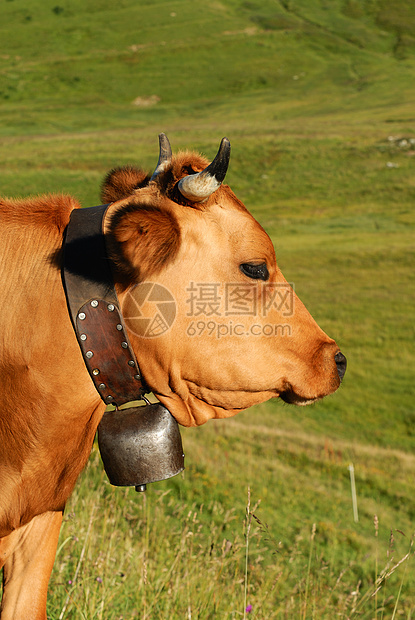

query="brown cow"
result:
[0,135,346,618]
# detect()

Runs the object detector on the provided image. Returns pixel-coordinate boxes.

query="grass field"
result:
[1,0,415,617]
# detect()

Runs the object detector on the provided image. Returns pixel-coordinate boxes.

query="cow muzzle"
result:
[279,347,347,405]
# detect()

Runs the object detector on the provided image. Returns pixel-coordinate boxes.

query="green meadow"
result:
[1,0,415,617]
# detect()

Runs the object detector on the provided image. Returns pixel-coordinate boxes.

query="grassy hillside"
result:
[1,0,415,617]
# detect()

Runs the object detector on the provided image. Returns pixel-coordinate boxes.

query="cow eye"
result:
[240,262,269,281]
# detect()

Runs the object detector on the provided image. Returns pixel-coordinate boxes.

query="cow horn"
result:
[150,133,172,181]
[178,137,231,203]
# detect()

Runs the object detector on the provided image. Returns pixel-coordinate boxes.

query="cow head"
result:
[102,135,346,427]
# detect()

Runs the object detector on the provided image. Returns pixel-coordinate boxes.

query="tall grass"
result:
[43,448,414,618]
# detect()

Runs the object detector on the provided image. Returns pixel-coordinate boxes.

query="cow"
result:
[0,135,346,618]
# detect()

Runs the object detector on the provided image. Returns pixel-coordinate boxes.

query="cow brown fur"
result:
[0,143,344,618]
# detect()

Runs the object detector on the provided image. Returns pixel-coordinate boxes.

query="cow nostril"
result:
[335,351,347,381]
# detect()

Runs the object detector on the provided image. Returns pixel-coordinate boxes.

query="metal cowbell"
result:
[97,403,185,492]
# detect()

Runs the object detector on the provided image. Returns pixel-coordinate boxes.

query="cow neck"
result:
[62,204,148,407]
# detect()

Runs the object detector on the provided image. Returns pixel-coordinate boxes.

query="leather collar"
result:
[62,205,148,407]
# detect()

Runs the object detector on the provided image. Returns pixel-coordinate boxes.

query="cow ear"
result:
[107,204,181,281]
[101,166,150,203]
